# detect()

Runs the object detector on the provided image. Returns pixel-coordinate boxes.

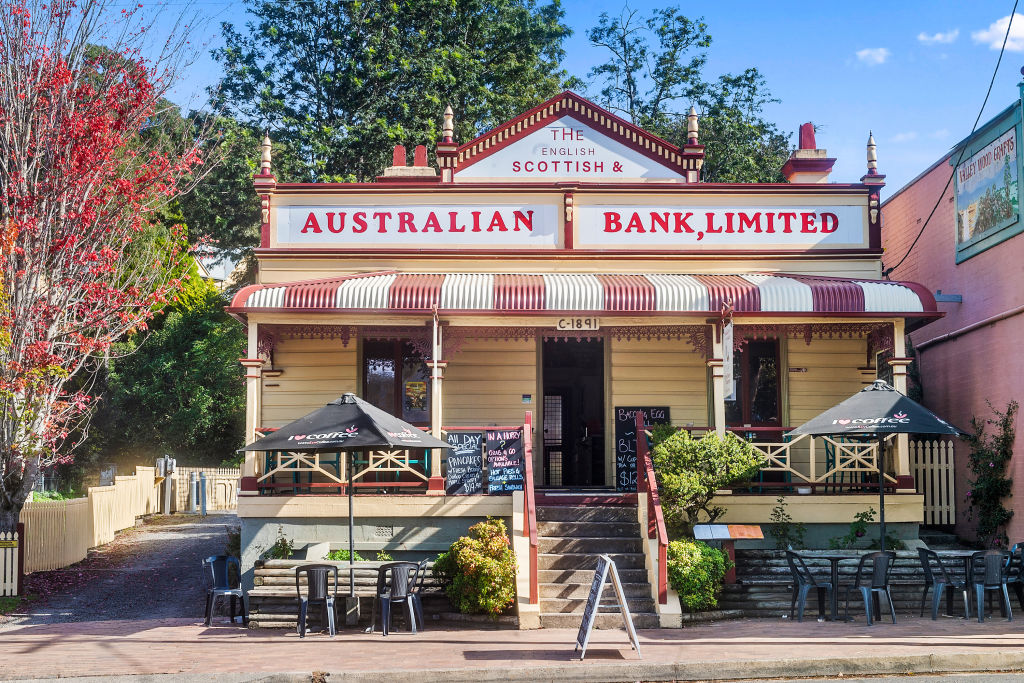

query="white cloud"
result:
[932,129,950,139]
[856,47,891,65]
[891,131,918,143]
[918,29,959,45]
[972,14,1024,51]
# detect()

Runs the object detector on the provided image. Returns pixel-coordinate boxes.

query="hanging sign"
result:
[445,431,485,496]
[723,321,735,401]
[486,428,525,494]
[613,407,670,492]
[575,554,641,660]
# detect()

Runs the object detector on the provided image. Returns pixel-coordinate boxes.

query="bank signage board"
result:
[276,203,560,248]
[575,204,866,250]
[455,117,685,181]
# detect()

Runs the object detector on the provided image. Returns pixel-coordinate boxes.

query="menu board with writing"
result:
[614,406,670,492]
[485,428,525,494]
[444,431,485,496]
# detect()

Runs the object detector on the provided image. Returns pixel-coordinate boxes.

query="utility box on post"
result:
[156,456,176,515]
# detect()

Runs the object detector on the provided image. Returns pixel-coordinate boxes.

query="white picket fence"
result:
[1,530,18,596]
[910,439,956,526]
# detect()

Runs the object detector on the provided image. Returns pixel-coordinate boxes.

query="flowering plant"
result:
[965,401,1017,548]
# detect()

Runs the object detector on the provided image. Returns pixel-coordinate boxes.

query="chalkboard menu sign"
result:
[485,428,525,494]
[614,406,670,492]
[445,431,485,496]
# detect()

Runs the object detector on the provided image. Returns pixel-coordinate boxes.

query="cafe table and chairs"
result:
[1004,543,1024,610]
[785,550,832,622]
[804,551,861,621]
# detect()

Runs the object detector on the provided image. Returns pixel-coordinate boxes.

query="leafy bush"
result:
[828,507,900,550]
[768,496,806,550]
[262,526,294,560]
[652,430,764,536]
[376,550,394,561]
[31,489,79,502]
[965,400,1017,548]
[667,539,731,612]
[325,549,366,561]
[433,517,517,616]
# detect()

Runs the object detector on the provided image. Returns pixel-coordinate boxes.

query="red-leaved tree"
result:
[0,0,208,531]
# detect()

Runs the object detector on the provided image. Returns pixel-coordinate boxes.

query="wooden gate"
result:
[910,439,956,526]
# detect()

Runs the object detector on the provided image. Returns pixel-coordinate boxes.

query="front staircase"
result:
[535,500,659,628]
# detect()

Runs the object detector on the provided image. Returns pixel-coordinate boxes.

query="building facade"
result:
[881,84,1024,543]
[233,92,935,626]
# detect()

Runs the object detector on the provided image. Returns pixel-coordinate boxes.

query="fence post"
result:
[199,472,207,516]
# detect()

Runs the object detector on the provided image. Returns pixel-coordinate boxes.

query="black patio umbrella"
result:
[242,393,449,597]
[787,380,964,548]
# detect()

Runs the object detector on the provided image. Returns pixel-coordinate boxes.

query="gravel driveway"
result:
[3,512,236,626]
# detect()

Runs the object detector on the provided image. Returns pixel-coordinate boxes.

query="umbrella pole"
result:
[348,451,355,599]
[878,434,886,550]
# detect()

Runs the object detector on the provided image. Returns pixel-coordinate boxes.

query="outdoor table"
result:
[935,550,980,617]
[809,553,860,621]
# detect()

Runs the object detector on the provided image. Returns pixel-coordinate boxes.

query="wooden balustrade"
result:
[744,433,898,490]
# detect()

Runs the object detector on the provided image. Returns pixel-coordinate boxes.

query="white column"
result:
[240,322,264,479]
[426,314,446,495]
[709,324,726,436]
[888,319,913,487]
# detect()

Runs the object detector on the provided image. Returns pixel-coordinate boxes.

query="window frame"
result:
[725,338,782,428]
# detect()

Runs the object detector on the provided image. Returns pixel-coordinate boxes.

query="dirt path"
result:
[3,512,236,626]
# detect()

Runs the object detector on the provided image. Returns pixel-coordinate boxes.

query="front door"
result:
[542,338,605,487]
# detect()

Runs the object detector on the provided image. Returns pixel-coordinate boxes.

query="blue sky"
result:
[162,0,1024,197]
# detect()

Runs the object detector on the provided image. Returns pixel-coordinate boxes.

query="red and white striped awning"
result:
[229,271,937,317]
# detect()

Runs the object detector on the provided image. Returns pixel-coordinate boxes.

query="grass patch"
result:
[0,595,35,615]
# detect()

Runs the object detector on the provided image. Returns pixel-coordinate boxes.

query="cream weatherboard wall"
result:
[442,338,536,427]
[609,337,707,429]
[261,337,358,428]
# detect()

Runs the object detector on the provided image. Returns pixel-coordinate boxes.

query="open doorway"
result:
[541,338,605,487]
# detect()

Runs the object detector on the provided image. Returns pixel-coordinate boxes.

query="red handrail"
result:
[522,411,538,604]
[635,412,669,604]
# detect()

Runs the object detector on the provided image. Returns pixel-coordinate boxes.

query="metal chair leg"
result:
[381,598,391,636]
[860,587,873,626]
[885,588,897,624]
[976,585,986,623]
[1002,585,1013,622]
[406,596,417,634]
[298,599,308,637]
[204,592,213,627]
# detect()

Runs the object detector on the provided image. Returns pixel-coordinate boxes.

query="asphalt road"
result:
[4,512,236,626]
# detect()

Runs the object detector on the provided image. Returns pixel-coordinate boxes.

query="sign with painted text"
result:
[456,117,684,180]
[575,204,866,250]
[276,204,560,248]
[556,317,599,331]
[954,126,1019,247]
[486,428,525,494]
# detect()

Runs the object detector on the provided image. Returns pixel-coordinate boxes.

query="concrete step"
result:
[538,568,650,584]
[540,596,656,614]
[539,612,658,629]
[540,582,652,600]
[537,552,646,570]
[537,521,640,538]
[536,506,636,523]
[538,536,643,554]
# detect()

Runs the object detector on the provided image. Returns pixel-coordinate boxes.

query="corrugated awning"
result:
[229,271,938,317]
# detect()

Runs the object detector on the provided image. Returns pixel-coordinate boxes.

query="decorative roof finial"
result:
[867,130,878,174]
[686,105,699,144]
[260,129,272,175]
[442,105,454,143]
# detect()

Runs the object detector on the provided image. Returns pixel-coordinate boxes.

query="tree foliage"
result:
[965,400,1017,549]
[0,0,209,531]
[587,6,790,183]
[214,0,573,183]
[652,430,764,537]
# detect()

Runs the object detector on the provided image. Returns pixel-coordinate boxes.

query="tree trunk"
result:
[0,499,22,535]
[0,457,37,534]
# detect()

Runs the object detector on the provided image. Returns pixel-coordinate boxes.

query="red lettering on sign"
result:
[739,213,761,233]
[820,212,838,233]
[488,212,508,232]
[513,210,534,232]
[779,212,797,233]
[423,212,442,233]
[604,212,622,232]
[352,212,368,233]
[301,212,322,233]
[705,213,722,234]
[448,211,464,232]
[326,212,344,234]
[471,211,482,232]
[373,212,392,233]
[800,212,816,233]
[650,212,670,233]
[674,212,694,233]
[625,212,645,233]
[397,212,416,233]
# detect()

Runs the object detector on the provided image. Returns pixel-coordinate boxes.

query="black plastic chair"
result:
[368,561,420,636]
[785,551,832,622]
[1004,543,1024,610]
[295,564,338,637]
[843,551,897,626]
[202,555,247,626]
[917,548,969,620]
[971,550,1013,623]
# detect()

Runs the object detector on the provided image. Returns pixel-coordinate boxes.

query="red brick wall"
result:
[883,157,1024,543]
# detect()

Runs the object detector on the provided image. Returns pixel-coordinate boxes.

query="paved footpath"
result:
[3,615,1024,682]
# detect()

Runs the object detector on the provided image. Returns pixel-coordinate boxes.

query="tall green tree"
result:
[214,0,573,183]
[586,6,789,183]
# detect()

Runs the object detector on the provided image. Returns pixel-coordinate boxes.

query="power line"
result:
[883,0,1020,279]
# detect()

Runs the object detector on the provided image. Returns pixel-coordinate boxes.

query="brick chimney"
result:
[379,144,438,181]
[781,123,836,183]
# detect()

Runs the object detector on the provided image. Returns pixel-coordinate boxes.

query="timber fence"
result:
[173,467,239,512]
[910,438,956,526]
[15,465,238,575]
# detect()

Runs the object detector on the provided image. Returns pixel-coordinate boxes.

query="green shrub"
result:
[667,539,731,612]
[325,549,366,561]
[262,526,294,560]
[828,507,900,550]
[433,517,517,616]
[376,550,394,561]
[652,430,765,536]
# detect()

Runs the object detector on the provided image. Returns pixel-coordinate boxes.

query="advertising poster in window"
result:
[955,127,1019,248]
